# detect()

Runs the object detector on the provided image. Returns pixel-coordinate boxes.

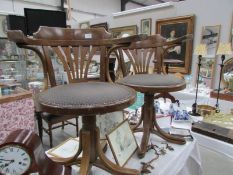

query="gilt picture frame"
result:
[156,15,195,74]
[109,25,137,38]
[106,119,138,167]
[79,21,90,29]
[141,18,151,36]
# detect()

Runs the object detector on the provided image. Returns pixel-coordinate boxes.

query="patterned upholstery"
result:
[0,98,36,143]
[38,82,136,115]
[117,74,186,93]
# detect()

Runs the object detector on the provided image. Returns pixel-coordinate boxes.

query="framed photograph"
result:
[0,15,8,38]
[201,25,221,56]
[90,22,108,31]
[106,119,138,167]
[156,15,195,74]
[79,21,90,29]
[109,25,137,38]
[199,25,220,89]
[141,18,151,35]
[78,111,124,140]
[230,13,233,49]
[199,57,216,88]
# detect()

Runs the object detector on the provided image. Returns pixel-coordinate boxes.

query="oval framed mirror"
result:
[222,57,233,88]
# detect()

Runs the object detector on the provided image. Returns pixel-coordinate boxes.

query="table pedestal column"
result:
[74,115,140,175]
[136,93,186,158]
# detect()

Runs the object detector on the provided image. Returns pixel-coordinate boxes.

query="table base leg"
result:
[71,115,140,175]
[135,93,186,158]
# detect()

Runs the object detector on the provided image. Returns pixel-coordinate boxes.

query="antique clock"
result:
[0,129,72,175]
[0,145,31,175]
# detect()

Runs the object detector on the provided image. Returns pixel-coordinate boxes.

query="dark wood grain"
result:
[192,121,233,144]
[0,129,72,175]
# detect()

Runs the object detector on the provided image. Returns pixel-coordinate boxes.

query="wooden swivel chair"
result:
[116,34,192,102]
[8,26,112,147]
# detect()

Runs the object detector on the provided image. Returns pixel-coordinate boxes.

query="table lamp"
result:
[188,44,207,116]
[215,43,232,113]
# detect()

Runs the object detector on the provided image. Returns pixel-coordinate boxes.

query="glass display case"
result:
[0,38,45,92]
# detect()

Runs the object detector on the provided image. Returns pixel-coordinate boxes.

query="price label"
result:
[85,33,92,39]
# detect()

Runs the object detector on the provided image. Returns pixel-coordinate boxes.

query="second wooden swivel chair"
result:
[116,34,192,103]
[8,26,112,147]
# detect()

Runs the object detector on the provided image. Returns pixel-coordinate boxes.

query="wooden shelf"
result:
[0,87,32,104]
[210,90,233,102]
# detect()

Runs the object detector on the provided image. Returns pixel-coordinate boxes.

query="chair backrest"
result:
[118,34,166,75]
[31,26,111,87]
[117,34,192,75]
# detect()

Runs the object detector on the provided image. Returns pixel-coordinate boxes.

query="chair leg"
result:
[76,117,79,137]
[62,121,65,130]
[48,123,53,148]
[35,111,43,140]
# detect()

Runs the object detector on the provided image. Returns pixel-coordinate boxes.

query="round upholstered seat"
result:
[38,82,136,115]
[117,74,186,93]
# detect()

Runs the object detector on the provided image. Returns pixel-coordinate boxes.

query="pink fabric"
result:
[0,98,36,143]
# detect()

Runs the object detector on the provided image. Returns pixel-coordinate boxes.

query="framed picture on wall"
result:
[79,21,90,29]
[199,25,221,89]
[0,15,8,38]
[201,25,221,56]
[156,15,195,74]
[109,25,137,38]
[106,120,138,167]
[90,22,108,31]
[141,18,151,36]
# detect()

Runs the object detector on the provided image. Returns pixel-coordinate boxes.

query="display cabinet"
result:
[0,38,45,91]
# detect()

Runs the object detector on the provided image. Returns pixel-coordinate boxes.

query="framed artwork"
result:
[201,25,221,56]
[199,25,220,89]
[230,13,233,49]
[156,15,195,74]
[199,57,216,88]
[106,120,138,167]
[79,21,90,29]
[222,57,233,89]
[78,111,124,140]
[90,22,108,31]
[109,25,137,38]
[141,18,151,35]
[0,15,8,38]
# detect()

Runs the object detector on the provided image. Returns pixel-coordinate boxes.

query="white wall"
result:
[69,0,120,27]
[90,0,233,88]
[0,0,121,28]
[0,0,58,15]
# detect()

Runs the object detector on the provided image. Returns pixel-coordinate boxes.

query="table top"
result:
[117,74,186,93]
[38,82,136,116]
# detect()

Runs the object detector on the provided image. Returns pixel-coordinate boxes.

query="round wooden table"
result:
[38,82,139,175]
[117,74,186,158]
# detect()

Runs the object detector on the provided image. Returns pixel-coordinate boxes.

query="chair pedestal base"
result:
[67,115,140,175]
[134,93,186,158]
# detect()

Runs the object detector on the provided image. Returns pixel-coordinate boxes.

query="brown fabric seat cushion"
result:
[38,82,136,116]
[116,74,186,93]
